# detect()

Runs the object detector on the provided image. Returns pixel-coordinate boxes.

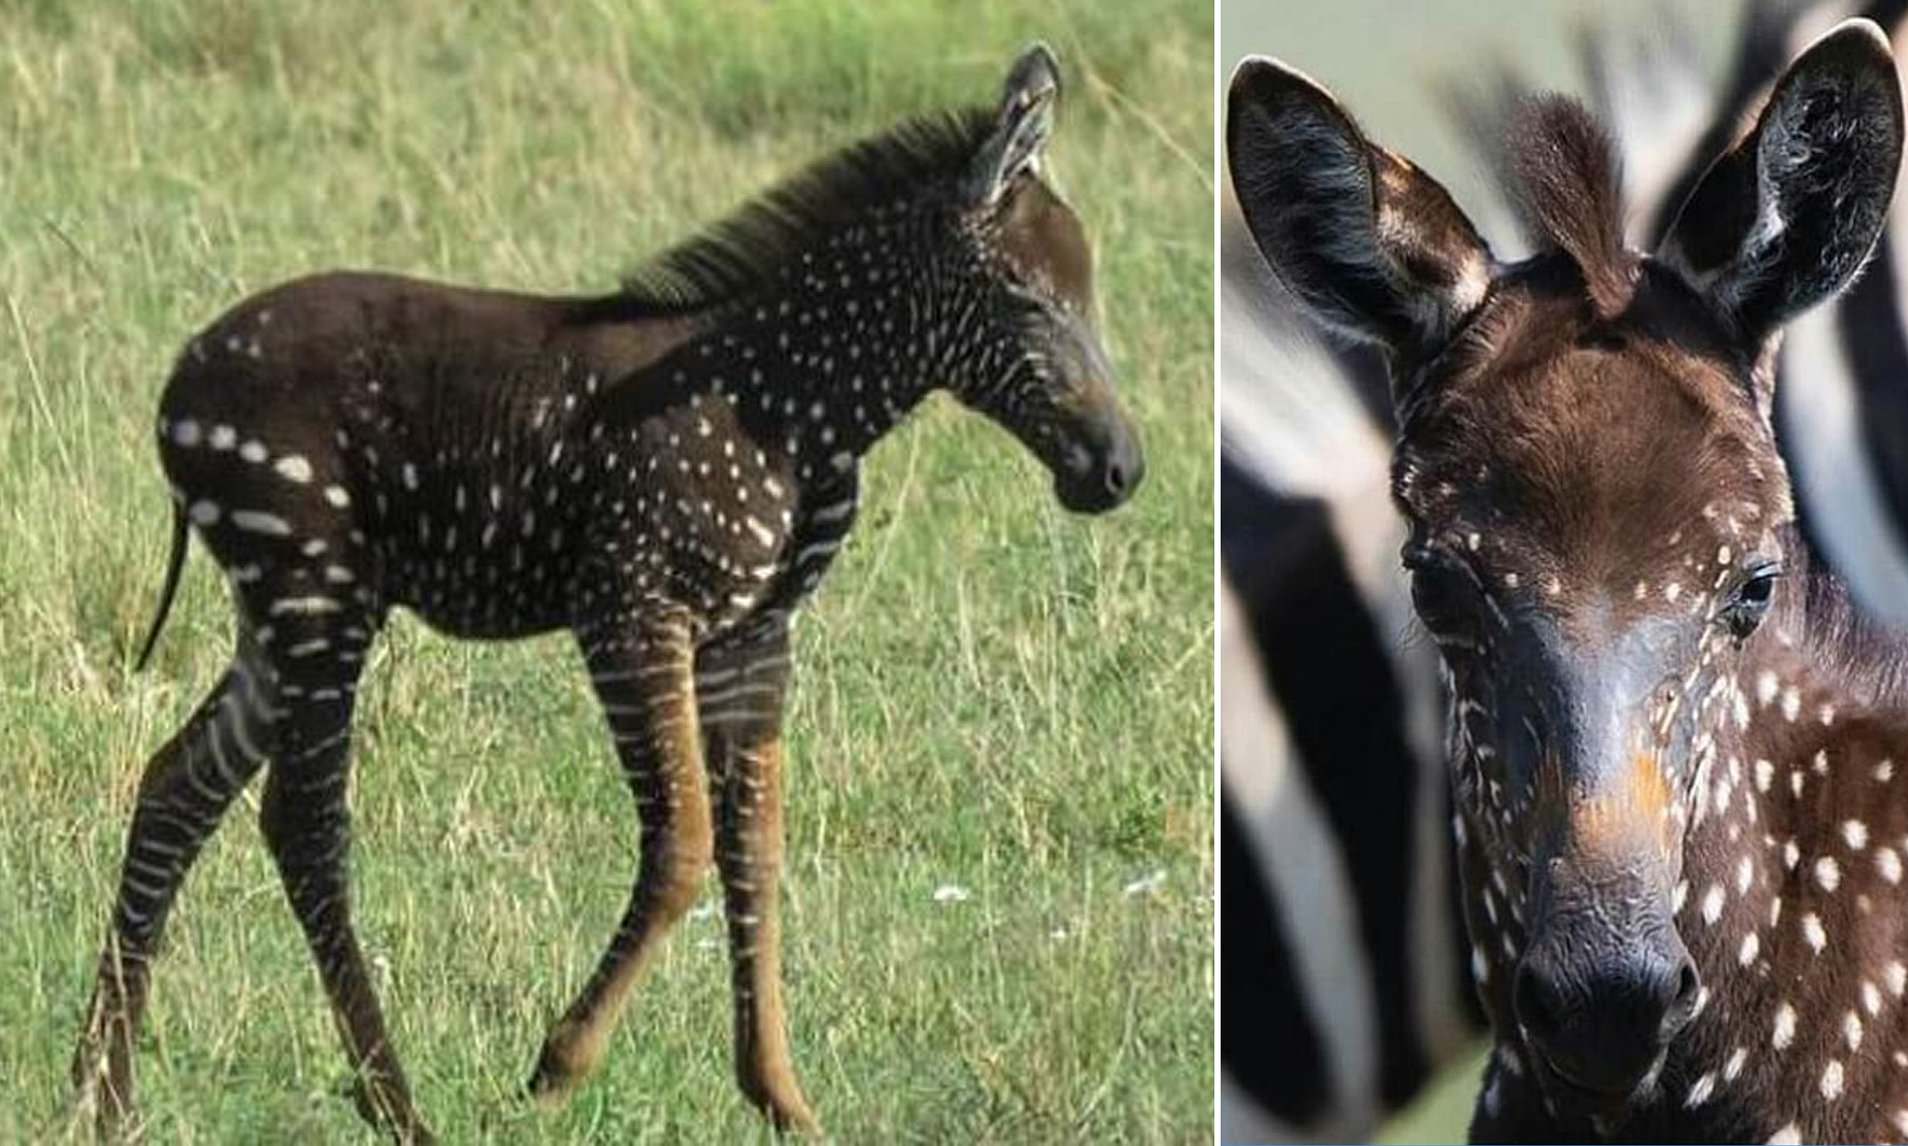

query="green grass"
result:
[1379,1047,1486,1144]
[0,0,1213,1140]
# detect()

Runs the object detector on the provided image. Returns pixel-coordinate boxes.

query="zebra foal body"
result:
[71,45,1141,1143]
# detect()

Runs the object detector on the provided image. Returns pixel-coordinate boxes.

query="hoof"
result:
[346,1078,435,1145]
[769,1103,823,1137]
[57,1087,102,1144]
[747,1081,821,1137]
[528,1013,618,1112]
[69,1047,138,1142]
[525,1041,588,1112]
[60,1097,142,1145]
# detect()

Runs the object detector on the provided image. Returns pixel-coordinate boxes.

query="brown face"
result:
[1230,18,1902,1117]
[972,174,1142,514]
[1394,262,1791,1100]
[1397,263,1792,843]
[996,173,1094,311]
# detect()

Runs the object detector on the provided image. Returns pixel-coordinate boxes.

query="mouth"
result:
[1054,470,1132,514]
[1531,1040,1666,1123]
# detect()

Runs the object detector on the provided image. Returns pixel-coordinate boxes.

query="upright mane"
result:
[1789,521,1908,713]
[1504,95,1637,318]
[620,106,995,311]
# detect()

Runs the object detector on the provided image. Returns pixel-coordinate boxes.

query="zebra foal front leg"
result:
[528,608,715,1106]
[699,624,819,1134]
[71,647,275,1135]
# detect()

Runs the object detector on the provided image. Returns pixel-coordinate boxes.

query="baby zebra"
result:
[1233,19,1908,1144]
[71,44,1141,1143]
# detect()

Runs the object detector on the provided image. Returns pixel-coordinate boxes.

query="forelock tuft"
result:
[1507,95,1637,319]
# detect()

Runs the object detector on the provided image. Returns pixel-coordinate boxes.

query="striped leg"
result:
[529,609,714,1105]
[252,608,432,1143]
[72,647,277,1133]
[698,624,819,1134]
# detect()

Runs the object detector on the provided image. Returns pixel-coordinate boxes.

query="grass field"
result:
[0,1,1213,1140]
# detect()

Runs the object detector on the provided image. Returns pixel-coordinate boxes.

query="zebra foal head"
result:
[1230,19,1903,1121]
[941,45,1143,512]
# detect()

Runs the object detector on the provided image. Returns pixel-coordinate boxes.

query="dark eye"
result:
[1723,565,1780,640]
[1403,545,1472,627]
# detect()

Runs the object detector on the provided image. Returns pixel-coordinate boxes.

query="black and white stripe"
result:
[1220,458,1473,1141]
[1219,201,1476,1136]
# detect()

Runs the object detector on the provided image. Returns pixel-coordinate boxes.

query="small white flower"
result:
[932,884,971,904]
[1123,869,1168,897]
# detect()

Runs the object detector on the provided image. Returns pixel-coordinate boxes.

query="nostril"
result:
[1104,450,1143,497]
[1664,959,1702,1034]
[1675,962,1700,1007]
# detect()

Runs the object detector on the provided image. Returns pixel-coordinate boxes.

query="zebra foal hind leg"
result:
[249,595,436,1143]
[72,640,276,1136]
[699,623,820,1134]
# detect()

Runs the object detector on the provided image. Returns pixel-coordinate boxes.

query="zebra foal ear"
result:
[965,43,1061,207]
[1658,18,1904,340]
[1227,56,1494,365]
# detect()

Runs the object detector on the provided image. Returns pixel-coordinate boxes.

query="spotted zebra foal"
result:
[70,44,1140,1142]
[1233,19,1908,1144]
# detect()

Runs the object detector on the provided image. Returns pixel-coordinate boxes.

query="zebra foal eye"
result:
[1721,563,1780,641]
[1402,544,1472,626]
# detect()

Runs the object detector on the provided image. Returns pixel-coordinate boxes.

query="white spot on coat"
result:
[1773,1002,1796,1049]
[273,454,313,483]
[1684,1071,1715,1108]
[231,510,291,536]
[1803,913,1827,953]
[1821,1060,1844,1100]
[1701,884,1726,925]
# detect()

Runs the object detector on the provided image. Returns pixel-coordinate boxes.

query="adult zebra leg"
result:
[528,609,714,1106]
[253,610,431,1144]
[698,624,818,1134]
[72,648,276,1133]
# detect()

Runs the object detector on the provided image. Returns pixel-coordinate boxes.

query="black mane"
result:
[620,106,994,311]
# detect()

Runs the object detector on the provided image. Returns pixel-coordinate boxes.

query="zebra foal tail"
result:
[132,500,189,672]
